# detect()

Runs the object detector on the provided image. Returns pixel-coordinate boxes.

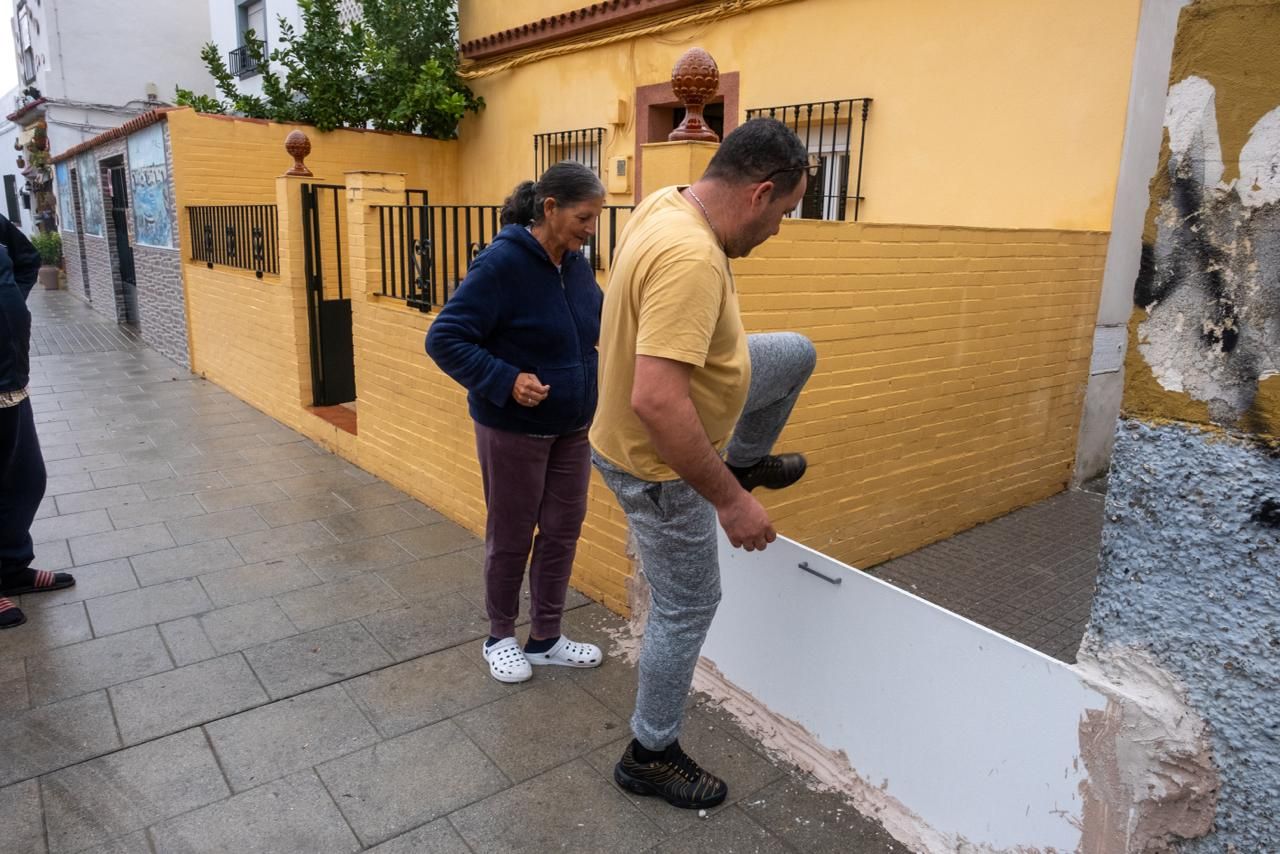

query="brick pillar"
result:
[639,141,719,197]
[344,170,406,302]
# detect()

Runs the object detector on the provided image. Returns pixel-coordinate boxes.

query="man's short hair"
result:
[702,118,809,198]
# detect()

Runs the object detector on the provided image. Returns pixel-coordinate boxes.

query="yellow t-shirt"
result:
[590,186,750,481]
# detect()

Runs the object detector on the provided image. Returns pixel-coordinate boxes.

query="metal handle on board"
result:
[797,561,843,586]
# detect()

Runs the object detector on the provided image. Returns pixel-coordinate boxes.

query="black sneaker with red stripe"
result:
[614,739,728,810]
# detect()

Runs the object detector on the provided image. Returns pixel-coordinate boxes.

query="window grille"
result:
[533,128,606,179]
[746,98,872,221]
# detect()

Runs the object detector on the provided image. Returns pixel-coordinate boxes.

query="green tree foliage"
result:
[176,0,481,138]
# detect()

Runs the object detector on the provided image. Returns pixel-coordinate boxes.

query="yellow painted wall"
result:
[456,0,1142,230]
[167,109,461,432]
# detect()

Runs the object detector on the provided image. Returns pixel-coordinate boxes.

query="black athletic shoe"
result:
[731,453,807,491]
[614,740,728,810]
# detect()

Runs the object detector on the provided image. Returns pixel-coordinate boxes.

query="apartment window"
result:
[533,127,605,179]
[230,0,267,78]
[15,6,35,84]
[746,98,872,221]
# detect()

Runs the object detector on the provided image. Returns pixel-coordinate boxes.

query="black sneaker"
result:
[614,740,728,810]
[731,453,807,491]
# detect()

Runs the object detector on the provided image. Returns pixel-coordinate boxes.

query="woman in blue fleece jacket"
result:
[426,162,606,683]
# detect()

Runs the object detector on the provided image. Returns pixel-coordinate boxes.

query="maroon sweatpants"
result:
[474,422,591,639]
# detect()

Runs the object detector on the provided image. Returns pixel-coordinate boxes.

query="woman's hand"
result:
[512,372,550,407]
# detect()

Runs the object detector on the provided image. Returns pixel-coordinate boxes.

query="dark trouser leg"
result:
[474,422,552,639]
[0,399,45,584]
[526,429,590,639]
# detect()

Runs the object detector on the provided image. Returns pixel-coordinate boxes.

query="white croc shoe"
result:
[525,636,603,668]
[483,637,532,683]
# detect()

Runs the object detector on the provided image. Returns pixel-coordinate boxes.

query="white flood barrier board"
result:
[701,532,1108,851]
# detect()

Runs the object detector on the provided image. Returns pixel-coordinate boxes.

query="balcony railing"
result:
[229,42,263,79]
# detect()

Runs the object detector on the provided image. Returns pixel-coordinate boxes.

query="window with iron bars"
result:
[532,127,610,266]
[746,98,872,222]
[533,127,606,179]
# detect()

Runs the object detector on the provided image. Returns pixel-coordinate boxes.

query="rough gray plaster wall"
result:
[1086,420,1279,852]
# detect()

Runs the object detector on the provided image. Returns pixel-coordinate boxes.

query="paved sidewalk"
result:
[1,289,907,854]
[870,488,1105,663]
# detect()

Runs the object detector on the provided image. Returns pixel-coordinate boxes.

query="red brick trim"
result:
[5,97,46,122]
[462,0,700,60]
[633,71,738,203]
[51,108,177,165]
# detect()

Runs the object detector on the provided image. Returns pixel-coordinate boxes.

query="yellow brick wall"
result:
[168,109,461,433]
[168,111,1107,612]
[735,220,1107,569]
[340,187,1104,610]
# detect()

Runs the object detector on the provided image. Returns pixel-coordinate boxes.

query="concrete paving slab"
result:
[108,654,268,745]
[0,692,121,787]
[315,719,508,848]
[197,555,321,609]
[448,759,661,854]
[148,770,360,854]
[204,685,379,793]
[85,580,211,637]
[41,729,229,853]
[242,621,393,699]
[25,626,172,706]
[131,539,244,587]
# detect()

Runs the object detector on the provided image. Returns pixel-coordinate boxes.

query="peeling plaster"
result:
[1074,644,1219,854]
[1136,75,1280,424]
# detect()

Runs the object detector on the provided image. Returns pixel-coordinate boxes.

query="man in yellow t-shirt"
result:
[590,118,818,810]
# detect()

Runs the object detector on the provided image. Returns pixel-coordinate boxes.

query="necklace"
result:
[685,187,725,253]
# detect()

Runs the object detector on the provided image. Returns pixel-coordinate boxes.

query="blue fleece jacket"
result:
[425,224,602,436]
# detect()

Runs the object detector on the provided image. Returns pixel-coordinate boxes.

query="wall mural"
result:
[54,161,72,226]
[75,152,104,237]
[1134,75,1280,425]
[127,124,173,248]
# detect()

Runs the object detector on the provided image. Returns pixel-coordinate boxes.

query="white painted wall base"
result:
[700,533,1111,852]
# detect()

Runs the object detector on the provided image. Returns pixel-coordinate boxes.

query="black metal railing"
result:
[375,203,634,310]
[187,204,279,278]
[746,98,872,221]
[534,127,606,178]
[229,42,263,79]
[585,205,633,271]
[377,204,502,310]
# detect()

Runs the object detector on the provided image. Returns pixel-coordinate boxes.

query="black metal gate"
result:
[109,166,139,326]
[301,183,355,407]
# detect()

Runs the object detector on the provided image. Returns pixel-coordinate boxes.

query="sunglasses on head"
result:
[759,153,822,184]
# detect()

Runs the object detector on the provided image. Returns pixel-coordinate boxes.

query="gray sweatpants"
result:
[594,332,816,750]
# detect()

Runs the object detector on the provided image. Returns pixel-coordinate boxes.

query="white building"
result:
[206,0,359,99]
[6,0,213,231]
[0,84,35,233]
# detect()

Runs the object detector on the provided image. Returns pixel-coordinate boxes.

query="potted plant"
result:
[30,230,62,290]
